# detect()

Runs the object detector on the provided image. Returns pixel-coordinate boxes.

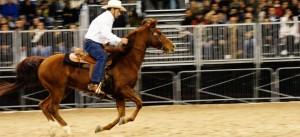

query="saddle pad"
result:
[63,53,90,68]
[69,53,89,63]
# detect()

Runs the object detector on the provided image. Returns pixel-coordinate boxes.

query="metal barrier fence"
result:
[1,22,300,68]
[0,31,14,67]
[261,21,300,59]
[177,68,274,103]
[3,68,300,110]
[0,71,177,109]
[275,67,300,100]
[197,23,256,62]
[0,29,81,68]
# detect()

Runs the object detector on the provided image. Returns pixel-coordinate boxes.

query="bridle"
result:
[130,25,165,53]
[150,27,164,50]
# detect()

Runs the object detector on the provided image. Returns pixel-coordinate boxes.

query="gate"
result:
[177,68,275,103]
[275,67,300,100]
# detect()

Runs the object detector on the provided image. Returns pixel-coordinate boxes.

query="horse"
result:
[0,19,174,135]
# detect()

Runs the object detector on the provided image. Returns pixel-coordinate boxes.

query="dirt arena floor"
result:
[1,102,300,137]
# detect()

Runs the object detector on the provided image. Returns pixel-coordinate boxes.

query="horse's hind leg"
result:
[120,87,142,124]
[47,87,71,134]
[42,83,70,135]
[39,94,60,136]
[95,98,125,133]
[39,95,55,122]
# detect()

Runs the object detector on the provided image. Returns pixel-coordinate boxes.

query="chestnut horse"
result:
[0,19,174,134]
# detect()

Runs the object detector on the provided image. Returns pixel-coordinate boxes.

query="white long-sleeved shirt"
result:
[85,11,121,46]
[279,16,299,43]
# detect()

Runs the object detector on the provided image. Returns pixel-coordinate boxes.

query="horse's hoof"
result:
[119,117,125,125]
[49,132,56,137]
[95,125,103,133]
[63,126,72,135]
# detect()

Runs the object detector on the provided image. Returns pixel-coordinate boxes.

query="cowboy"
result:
[84,0,128,94]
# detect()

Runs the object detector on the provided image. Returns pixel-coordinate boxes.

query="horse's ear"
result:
[141,18,157,28]
[148,20,157,28]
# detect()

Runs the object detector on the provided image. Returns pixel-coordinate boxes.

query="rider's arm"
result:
[100,23,121,46]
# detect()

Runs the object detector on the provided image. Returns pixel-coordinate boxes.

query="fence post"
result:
[79,3,89,49]
[175,74,181,104]
[194,25,202,100]
[253,23,262,100]
[271,70,279,102]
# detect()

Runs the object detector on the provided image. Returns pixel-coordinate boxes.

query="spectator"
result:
[181,9,193,25]
[0,0,19,20]
[267,7,280,22]
[245,5,255,15]
[18,15,30,30]
[273,0,284,17]
[229,0,240,9]
[0,16,8,26]
[262,6,281,56]
[217,11,227,24]
[54,24,79,53]
[14,18,25,31]
[290,0,299,16]
[113,14,127,27]
[243,31,255,58]
[261,19,275,57]
[31,22,52,57]
[29,17,42,30]
[279,8,299,56]
[36,0,53,26]
[19,0,37,21]
[244,12,254,23]
[189,0,203,15]
[202,0,211,14]
[128,9,142,27]
[0,23,13,64]
[228,15,239,58]
[202,13,228,60]
[48,0,63,19]
[62,0,81,26]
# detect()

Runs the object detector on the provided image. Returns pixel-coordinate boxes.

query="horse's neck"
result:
[123,33,147,70]
[129,41,147,69]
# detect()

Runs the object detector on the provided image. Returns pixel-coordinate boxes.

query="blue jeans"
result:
[84,39,108,83]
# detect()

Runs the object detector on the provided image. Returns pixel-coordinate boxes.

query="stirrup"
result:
[88,83,105,95]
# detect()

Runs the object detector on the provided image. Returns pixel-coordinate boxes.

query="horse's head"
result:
[142,19,175,54]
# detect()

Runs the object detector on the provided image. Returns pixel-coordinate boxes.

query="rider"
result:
[84,0,128,94]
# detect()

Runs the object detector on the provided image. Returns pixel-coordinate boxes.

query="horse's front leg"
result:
[95,98,125,133]
[119,87,142,125]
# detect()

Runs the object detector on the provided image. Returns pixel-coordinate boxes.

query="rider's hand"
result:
[120,38,128,45]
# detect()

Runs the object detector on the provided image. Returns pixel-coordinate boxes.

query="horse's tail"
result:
[0,56,45,96]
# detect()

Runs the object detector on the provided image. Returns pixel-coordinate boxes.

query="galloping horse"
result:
[0,19,174,134]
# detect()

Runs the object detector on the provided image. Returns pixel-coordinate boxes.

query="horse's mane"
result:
[107,23,153,68]
[119,18,157,54]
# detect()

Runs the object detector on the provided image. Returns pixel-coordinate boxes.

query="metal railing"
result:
[3,67,300,110]
[1,22,300,68]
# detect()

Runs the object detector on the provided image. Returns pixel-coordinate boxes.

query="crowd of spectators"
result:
[180,0,300,59]
[0,0,142,64]
[181,0,300,25]
[1,0,300,62]
[0,0,81,31]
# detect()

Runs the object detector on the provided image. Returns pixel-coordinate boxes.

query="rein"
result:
[123,24,163,54]
[132,46,145,53]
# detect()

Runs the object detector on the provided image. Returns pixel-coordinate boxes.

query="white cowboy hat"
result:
[102,0,127,12]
